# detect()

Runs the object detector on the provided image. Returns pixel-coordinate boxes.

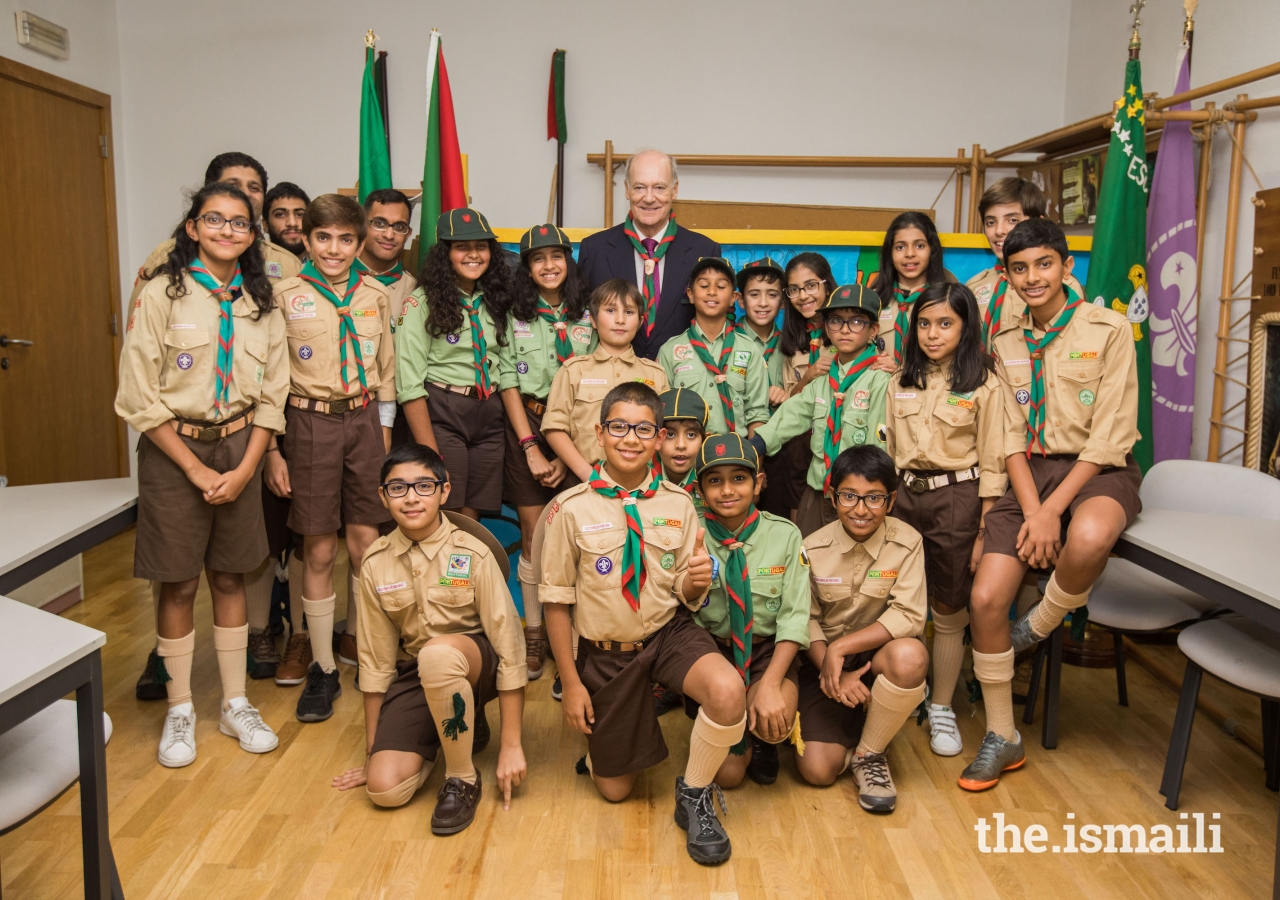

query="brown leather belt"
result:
[288,395,366,415]
[428,381,479,398]
[174,406,255,442]
[522,394,548,416]
[901,466,980,494]
[588,638,646,653]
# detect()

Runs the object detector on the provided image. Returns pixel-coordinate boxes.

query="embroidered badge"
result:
[169,323,196,330]
[813,576,842,584]
[290,294,315,314]
[1016,389,1031,405]
[729,366,747,377]
[799,549,811,568]
[446,554,472,578]
[1078,389,1096,406]
[852,389,870,410]
[256,366,264,384]
[946,397,975,410]
[731,349,752,368]
[1003,358,1031,367]
[376,581,408,594]
[868,570,898,579]
[401,296,418,315]
[1069,351,1099,359]
[437,577,471,587]
[674,365,693,374]
[852,428,867,445]
[594,557,614,575]
[652,517,682,527]
[876,424,887,443]
[176,353,193,370]
[673,344,691,361]
[514,320,532,335]
[894,392,917,399]
[756,566,786,576]
[765,597,782,612]
[298,345,313,360]
[581,378,608,386]
[571,325,591,343]
[582,522,614,533]
[545,501,560,523]
[351,309,379,317]
[265,261,283,278]
[516,361,529,374]
[289,312,316,320]
[700,595,711,609]
[975,284,993,301]
[660,552,676,570]
[362,339,376,356]
[446,333,460,344]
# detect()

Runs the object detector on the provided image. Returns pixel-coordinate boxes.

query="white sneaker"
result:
[158,703,197,768]
[219,697,279,754]
[927,703,963,757]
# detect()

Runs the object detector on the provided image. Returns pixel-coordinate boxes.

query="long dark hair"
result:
[781,252,837,357]
[416,239,511,345]
[899,282,993,394]
[509,248,587,323]
[150,182,273,317]
[874,211,945,305]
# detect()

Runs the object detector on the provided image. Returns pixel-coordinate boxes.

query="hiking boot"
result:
[525,625,547,680]
[958,731,1026,791]
[926,704,963,756]
[674,777,731,865]
[295,662,342,722]
[431,772,482,835]
[1010,608,1044,654]
[136,649,168,701]
[275,632,312,686]
[337,632,358,667]
[850,751,897,813]
[248,629,280,680]
[551,675,562,701]
[653,684,682,717]
[157,704,197,768]
[746,736,779,785]
[219,697,279,753]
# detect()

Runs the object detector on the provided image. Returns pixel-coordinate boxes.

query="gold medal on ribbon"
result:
[644,259,656,276]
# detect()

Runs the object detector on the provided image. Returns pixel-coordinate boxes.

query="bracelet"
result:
[519,436,540,450]
[976,528,986,537]
[267,447,281,455]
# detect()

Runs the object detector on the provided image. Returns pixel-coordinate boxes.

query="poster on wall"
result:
[1017,163,1062,223]
[1061,153,1102,225]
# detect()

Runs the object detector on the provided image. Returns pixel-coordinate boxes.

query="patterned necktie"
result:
[821,346,879,492]
[1023,285,1084,457]
[687,322,738,432]
[981,265,1008,349]
[588,462,663,611]
[704,508,761,685]
[299,260,369,404]
[188,259,243,414]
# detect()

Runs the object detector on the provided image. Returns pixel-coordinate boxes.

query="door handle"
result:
[0,336,33,347]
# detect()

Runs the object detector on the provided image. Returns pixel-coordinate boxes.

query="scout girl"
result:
[872,212,948,367]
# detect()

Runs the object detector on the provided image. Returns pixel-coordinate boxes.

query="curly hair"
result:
[149,182,273,317]
[509,248,587,323]
[416,240,511,345]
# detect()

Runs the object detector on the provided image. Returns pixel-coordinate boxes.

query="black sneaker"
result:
[746,737,779,785]
[653,684,682,717]
[248,629,280,680]
[551,675,562,701]
[473,702,490,754]
[674,777,731,865]
[295,662,342,722]
[135,649,168,701]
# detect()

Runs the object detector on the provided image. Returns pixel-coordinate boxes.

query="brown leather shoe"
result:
[337,632,358,667]
[525,626,547,680]
[275,633,312,686]
[431,772,482,835]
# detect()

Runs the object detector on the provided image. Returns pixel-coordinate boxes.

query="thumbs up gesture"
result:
[684,527,714,597]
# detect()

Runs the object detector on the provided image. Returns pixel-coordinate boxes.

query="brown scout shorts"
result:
[134,426,268,582]
[503,404,582,508]
[283,400,390,535]
[369,632,499,758]
[797,648,877,749]
[682,634,802,720]
[983,454,1143,562]
[893,473,982,609]
[575,608,720,778]
[796,485,839,538]
[428,389,505,512]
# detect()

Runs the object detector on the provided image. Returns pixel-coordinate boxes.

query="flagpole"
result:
[556,140,565,227]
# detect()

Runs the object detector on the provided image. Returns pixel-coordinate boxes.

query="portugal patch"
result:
[446,554,472,578]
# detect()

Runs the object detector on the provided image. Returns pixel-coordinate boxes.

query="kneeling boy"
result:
[797,446,929,814]
[541,383,747,866]
[332,445,527,835]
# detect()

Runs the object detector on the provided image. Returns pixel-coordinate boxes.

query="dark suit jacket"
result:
[577,221,721,359]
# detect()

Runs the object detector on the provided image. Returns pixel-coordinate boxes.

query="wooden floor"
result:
[1,528,1275,899]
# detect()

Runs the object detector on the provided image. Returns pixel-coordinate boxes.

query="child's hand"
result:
[562,680,595,735]
[684,529,713,594]
[871,354,898,373]
[495,745,527,810]
[331,763,368,791]
[525,444,555,482]
[768,386,789,407]
[540,458,568,488]
[819,647,847,700]
[186,464,221,496]
[205,465,253,505]
[806,354,835,382]
[969,532,985,574]
[748,680,791,743]
[264,452,292,498]
[1017,508,1061,569]
[838,666,873,708]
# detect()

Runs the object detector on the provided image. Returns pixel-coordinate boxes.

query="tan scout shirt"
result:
[992,303,1138,467]
[803,517,927,646]
[116,272,289,433]
[539,477,705,642]
[382,273,419,336]
[356,519,527,695]
[886,364,1007,498]
[968,267,1084,351]
[130,237,301,308]
[273,272,396,402]
[781,345,836,395]
[540,346,668,465]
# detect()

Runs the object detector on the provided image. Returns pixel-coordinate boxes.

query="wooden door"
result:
[0,56,125,486]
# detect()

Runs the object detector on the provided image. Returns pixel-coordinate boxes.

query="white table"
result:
[0,596,120,898]
[1114,510,1280,900]
[0,478,137,594]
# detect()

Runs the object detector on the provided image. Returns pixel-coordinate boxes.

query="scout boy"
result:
[264,182,310,261]
[331,444,527,835]
[962,217,1140,791]
[658,388,708,512]
[540,382,748,866]
[355,189,418,332]
[797,446,929,814]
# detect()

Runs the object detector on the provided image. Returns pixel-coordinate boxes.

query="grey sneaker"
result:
[674,777,731,865]
[1010,608,1044,654]
[958,731,1026,791]
[850,751,897,813]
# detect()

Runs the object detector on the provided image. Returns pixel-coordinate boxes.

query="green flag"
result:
[1085,53,1152,471]
[358,45,392,203]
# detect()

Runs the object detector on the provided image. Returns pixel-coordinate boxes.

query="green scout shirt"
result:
[735,324,786,396]
[663,469,706,518]
[658,322,770,435]
[693,510,811,646]
[393,288,510,403]
[755,357,891,492]
[499,304,596,400]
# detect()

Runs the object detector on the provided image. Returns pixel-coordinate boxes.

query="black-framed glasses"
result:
[834,490,889,509]
[382,479,445,498]
[603,419,659,440]
[786,279,825,299]
[370,217,412,235]
[825,315,871,333]
[195,212,252,233]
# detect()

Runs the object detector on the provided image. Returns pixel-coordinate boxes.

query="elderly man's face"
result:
[625,151,677,232]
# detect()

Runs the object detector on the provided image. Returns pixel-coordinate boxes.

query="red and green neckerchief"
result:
[806,321,824,365]
[980,265,1008,349]
[461,292,492,399]
[687,322,738,432]
[892,285,924,364]
[189,259,242,413]
[299,260,370,405]
[1023,284,1085,457]
[588,462,664,611]
[751,325,780,364]
[535,297,575,364]
[821,345,879,493]
[704,507,761,685]
[353,257,405,287]
[624,215,677,337]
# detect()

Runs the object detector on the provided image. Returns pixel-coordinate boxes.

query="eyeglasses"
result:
[603,419,659,440]
[195,212,252,233]
[786,280,825,299]
[370,217,412,235]
[381,479,446,498]
[825,316,871,333]
[834,491,890,509]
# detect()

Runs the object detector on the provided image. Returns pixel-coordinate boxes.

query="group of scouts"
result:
[114,152,1142,865]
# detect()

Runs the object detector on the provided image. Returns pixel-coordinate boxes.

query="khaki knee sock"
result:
[212,624,248,706]
[157,631,195,707]
[973,648,1017,741]
[930,607,969,708]
[419,644,476,783]
[287,553,306,636]
[518,556,541,628]
[367,759,434,808]
[1028,572,1091,639]
[303,594,337,673]
[684,708,746,789]
[345,571,359,638]
[245,559,274,633]
[857,675,927,756]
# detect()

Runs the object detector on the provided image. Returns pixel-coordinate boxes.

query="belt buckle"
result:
[331,399,351,414]
[909,476,928,494]
[198,426,220,442]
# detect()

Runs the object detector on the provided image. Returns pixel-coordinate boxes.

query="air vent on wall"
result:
[15,11,69,60]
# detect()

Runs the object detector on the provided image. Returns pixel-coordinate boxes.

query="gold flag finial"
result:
[1183,0,1197,32]
[365,29,377,49]
[1128,0,1145,50]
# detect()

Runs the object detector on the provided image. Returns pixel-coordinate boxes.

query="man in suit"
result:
[578,150,721,359]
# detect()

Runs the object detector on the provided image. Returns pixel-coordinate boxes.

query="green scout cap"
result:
[687,256,736,288]
[519,223,572,257]
[824,282,881,318]
[736,256,785,292]
[437,207,496,242]
[659,388,708,428]
[695,432,759,477]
